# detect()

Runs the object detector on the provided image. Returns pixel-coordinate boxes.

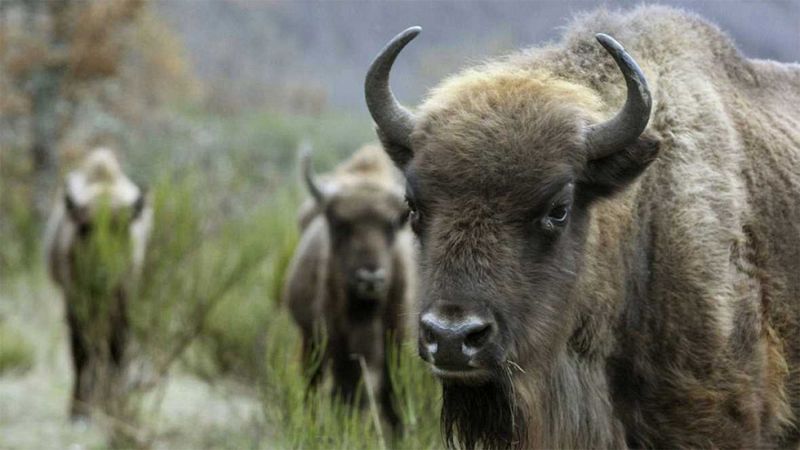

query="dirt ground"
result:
[0,274,266,450]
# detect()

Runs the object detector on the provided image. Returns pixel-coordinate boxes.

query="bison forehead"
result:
[65,147,141,210]
[65,170,140,210]
[409,70,596,201]
[408,145,576,215]
[328,184,405,221]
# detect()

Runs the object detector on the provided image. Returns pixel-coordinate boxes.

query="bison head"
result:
[365,28,659,448]
[302,151,409,317]
[64,187,146,241]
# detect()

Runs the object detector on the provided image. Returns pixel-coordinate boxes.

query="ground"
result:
[0,274,265,450]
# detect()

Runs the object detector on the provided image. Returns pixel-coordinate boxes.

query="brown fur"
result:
[283,144,416,430]
[375,6,800,449]
[44,148,152,420]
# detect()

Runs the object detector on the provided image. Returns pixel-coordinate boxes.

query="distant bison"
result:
[365,6,800,449]
[45,148,152,419]
[283,143,416,429]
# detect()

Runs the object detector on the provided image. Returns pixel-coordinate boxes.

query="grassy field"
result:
[0,109,443,449]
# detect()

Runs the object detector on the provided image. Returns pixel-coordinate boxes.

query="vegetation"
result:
[0,321,35,376]
[0,105,443,448]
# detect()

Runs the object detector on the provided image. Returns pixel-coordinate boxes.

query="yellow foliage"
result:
[67,0,146,81]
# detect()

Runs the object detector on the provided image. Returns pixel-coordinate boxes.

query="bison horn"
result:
[299,142,325,204]
[365,26,420,150]
[586,33,652,160]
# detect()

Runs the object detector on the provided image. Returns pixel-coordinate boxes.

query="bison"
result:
[44,148,152,420]
[364,6,800,449]
[283,143,416,430]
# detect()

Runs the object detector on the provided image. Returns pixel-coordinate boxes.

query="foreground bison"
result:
[45,148,152,419]
[283,144,416,429]
[365,6,800,449]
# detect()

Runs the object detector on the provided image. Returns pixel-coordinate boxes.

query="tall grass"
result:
[258,312,443,450]
[0,149,40,275]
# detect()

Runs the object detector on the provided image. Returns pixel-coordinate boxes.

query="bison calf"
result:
[45,148,152,420]
[283,143,415,430]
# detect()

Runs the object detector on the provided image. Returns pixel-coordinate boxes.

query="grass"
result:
[0,149,40,275]
[258,309,443,450]
[0,321,35,376]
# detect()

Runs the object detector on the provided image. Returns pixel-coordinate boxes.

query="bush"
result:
[0,321,35,376]
[0,149,40,276]
[130,173,273,381]
[186,188,300,381]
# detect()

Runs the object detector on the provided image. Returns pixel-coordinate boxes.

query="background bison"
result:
[283,143,417,430]
[366,5,800,449]
[44,148,152,420]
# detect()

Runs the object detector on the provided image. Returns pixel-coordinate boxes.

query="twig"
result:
[358,355,387,450]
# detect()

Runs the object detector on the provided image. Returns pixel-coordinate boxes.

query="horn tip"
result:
[397,26,422,43]
[594,33,623,52]
[298,140,313,158]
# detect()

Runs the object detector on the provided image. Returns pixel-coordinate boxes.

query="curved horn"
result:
[586,34,652,159]
[365,26,420,150]
[299,142,325,204]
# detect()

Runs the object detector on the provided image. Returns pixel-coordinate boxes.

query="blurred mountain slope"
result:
[156,0,800,112]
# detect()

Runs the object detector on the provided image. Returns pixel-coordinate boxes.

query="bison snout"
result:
[419,312,496,376]
[351,267,387,298]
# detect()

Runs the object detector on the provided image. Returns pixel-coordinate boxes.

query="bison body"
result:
[283,144,416,429]
[366,6,800,449]
[44,148,152,420]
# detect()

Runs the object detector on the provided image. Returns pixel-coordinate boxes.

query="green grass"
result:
[257,310,443,450]
[0,321,35,376]
[0,148,40,275]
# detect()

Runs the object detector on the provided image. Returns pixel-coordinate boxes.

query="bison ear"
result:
[376,127,413,169]
[579,134,659,198]
[64,191,89,225]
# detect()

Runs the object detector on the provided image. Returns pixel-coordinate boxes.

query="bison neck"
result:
[516,191,643,448]
[441,349,626,450]
[523,352,626,449]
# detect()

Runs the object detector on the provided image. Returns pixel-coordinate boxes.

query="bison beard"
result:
[441,376,524,450]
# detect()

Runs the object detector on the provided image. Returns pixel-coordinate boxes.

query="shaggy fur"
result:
[374,6,800,449]
[44,148,152,419]
[283,144,416,430]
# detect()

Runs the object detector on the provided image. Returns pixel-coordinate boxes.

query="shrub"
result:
[0,321,35,376]
[0,149,40,276]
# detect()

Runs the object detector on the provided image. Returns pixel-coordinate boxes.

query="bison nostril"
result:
[464,323,492,349]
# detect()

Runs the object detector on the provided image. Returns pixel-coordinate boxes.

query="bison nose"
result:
[353,267,387,296]
[419,312,495,371]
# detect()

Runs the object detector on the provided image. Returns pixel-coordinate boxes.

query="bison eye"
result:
[541,204,570,231]
[397,208,410,227]
[405,196,422,235]
[549,205,569,223]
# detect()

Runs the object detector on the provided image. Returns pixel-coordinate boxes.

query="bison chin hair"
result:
[440,374,525,450]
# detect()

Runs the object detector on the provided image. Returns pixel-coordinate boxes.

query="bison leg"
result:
[331,347,362,405]
[109,288,129,371]
[66,308,91,420]
[380,359,402,434]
